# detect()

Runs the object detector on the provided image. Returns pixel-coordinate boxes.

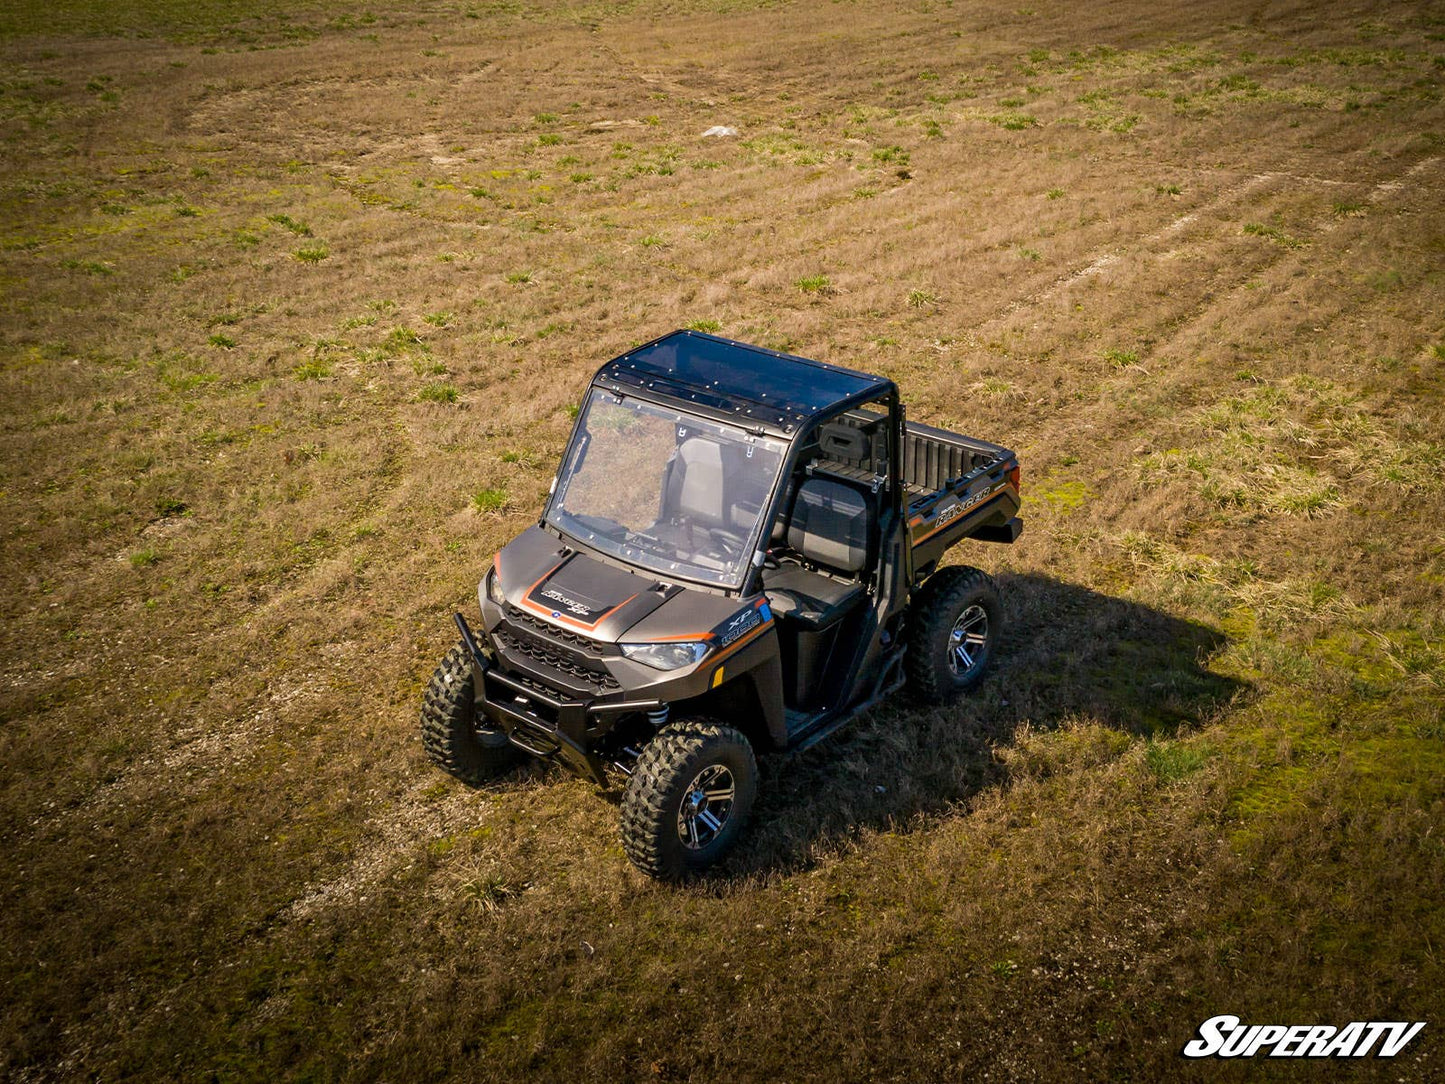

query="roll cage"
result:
[582,330,907,597]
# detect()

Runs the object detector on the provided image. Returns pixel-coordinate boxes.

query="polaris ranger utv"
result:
[421,331,1022,879]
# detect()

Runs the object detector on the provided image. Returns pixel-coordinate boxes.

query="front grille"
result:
[504,604,605,655]
[492,609,620,695]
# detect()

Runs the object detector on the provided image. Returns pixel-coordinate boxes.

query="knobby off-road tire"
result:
[620,718,759,881]
[420,640,518,785]
[904,565,1003,705]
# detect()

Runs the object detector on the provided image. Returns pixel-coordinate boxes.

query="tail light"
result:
[1007,463,1021,492]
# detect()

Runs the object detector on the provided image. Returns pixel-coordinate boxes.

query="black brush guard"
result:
[454,613,660,785]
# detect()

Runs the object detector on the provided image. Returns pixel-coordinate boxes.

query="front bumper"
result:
[454,613,661,786]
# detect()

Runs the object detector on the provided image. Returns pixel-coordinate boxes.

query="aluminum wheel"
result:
[676,763,735,850]
[947,604,989,678]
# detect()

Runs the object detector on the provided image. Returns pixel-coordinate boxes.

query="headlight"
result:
[620,640,710,671]
[485,567,506,606]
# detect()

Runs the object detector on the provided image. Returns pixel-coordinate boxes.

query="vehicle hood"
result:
[490,526,754,644]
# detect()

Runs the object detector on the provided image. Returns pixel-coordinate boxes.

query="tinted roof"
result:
[595,331,891,430]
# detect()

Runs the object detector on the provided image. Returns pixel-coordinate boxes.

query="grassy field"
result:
[2,0,1443,1078]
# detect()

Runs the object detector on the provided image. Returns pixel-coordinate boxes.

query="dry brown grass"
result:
[2,0,1443,1079]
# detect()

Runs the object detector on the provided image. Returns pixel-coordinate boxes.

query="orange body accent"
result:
[515,559,639,631]
[910,489,1008,545]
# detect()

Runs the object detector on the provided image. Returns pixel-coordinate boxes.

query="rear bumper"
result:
[971,515,1023,544]
[454,613,660,785]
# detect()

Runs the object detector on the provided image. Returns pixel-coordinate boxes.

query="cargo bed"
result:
[807,412,1022,573]
[902,418,1022,571]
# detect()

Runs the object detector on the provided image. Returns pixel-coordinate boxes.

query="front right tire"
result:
[620,718,758,880]
[420,640,518,784]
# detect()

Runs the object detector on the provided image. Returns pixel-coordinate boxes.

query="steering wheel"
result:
[708,527,747,553]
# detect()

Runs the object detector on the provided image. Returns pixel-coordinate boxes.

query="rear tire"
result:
[620,718,758,881]
[420,641,518,785]
[904,565,1002,705]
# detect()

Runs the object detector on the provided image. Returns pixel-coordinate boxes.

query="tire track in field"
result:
[45,779,488,1077]
[998,155,1441,326]
[282,781,487,921]
[1133,153,1440,364]
[1018,152,1441,457]
[19,668,329,843]
[1317,155,1441,236]
[997,170,1286,317]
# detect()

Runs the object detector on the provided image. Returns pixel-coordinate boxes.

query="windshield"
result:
[546,388,787,587]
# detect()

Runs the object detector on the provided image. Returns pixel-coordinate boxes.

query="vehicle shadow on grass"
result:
[718,572,1248,882]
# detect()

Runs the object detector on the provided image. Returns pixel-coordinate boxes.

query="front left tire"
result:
[620,718,758,880]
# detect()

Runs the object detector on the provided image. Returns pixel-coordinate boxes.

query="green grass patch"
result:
[267,213,312,236]
[1035,479,1093,512]
[1145,739,1211,783]
[383,327,423,354]
[470,487,507,512]
[1242,222,1302,248]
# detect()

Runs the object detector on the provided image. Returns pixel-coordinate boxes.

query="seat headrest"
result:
[787,477,871,573]
[673,438,725,524]
[818,422,870,462]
